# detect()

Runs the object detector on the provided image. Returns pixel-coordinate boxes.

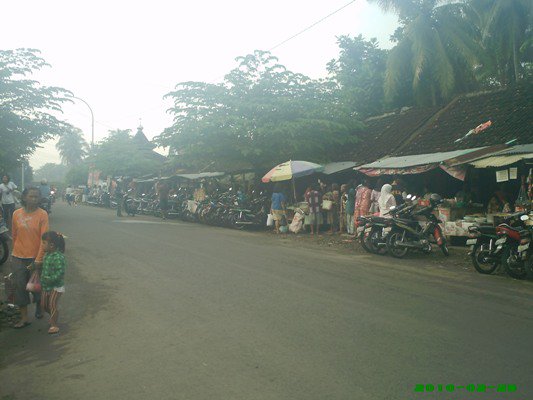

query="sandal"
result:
[13,321,31,329]
[48,326,60,334]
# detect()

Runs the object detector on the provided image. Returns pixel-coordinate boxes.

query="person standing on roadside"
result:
[11,187,49,328]
[305,184,321,235]
[115,184,124,217]
[270,183,286,234]
[345,182,356,235]
[157,180,170,219]
[0,174,18,230]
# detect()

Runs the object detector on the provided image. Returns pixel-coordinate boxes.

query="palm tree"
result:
[471,0,531,85]
[56,128,89,165]
[370,0,484,106]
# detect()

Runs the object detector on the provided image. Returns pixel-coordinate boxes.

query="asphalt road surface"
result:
[1,203,532,400]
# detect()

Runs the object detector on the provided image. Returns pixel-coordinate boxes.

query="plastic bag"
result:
[26,271,41,293]
[266,213,274,226]
[321,200,333,210]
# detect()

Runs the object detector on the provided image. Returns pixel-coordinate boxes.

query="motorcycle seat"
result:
[478,226,497,235]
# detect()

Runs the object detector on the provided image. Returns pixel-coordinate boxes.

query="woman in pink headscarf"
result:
[353,179,372,226]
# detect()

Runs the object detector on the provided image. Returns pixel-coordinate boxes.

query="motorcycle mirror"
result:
[520,215,529,221]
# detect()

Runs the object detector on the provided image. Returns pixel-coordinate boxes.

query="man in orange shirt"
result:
[11,187,49,328]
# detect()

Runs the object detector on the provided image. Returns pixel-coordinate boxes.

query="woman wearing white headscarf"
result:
[378,184,396,217]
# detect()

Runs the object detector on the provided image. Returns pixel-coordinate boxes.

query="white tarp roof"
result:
[470,153,533,168]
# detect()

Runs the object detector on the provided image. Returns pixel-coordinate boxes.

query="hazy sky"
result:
[2,0,398,169]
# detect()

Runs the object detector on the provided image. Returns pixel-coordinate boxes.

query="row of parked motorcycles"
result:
[87,188,270,229]
[356,193,449,259]
[356,192,533,279]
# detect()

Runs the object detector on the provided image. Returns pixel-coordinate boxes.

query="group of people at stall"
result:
[269,177,416,235]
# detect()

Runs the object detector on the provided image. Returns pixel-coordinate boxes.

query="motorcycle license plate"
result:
[495,238,507,245]
[518,243,530,252]
[382,227,392,234]
[466,239,477,245]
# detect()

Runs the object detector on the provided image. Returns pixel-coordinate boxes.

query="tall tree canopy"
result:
[370,0,485,106]
[56,127,89,166]
[471,0,532,86]
[327,35,390,117]
[0,48,73,172]
[156,50,361,171]
[90,129,164,177]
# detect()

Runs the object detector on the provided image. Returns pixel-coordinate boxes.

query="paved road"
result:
[1,203,532,400]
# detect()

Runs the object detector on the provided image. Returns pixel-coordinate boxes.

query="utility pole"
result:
[21,161,25,189]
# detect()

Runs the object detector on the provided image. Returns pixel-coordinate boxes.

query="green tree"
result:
[0,48,73,171]
[327,35,389,117]
[471,0,532,85]
[34,162,69,183]
[157,50,361,171]
[56,127,89,165]
[64,163,89,186]
[90,129,164,177]
[369,0,485,106]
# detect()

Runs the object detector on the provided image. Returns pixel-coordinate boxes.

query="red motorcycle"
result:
[495,214,531,279]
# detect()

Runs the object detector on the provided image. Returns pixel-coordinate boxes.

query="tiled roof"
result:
[347,107,440,164]
[393,85,533,156]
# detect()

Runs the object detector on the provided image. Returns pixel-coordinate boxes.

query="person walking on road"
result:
[39,231,66,334]
[11,187,48,328]
[0,174,18,230]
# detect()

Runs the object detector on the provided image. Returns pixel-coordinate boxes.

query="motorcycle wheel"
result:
[440,243,450,257]
[0,239,8,265]
[471,245,499,274]
[359,231,374,254]
[503,248,528,280]
[387,232,409,258]
[368,229,387,255]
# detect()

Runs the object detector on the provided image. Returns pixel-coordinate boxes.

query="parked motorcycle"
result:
[357,195,418,255]
[386,194,449,258]
[496,213,531,279]
[466,212,526,275]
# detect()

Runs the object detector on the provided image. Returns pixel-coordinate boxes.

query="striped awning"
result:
[470,153,533,168]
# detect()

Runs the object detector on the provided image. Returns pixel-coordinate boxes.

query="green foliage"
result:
[34,163,69,183]
[90,129,164,177]
[157,50,361,171]
[327,35,390,117]
[64,163,89,186]
[370,1,485,105]
[471,0,532,86]
[0,48,73,171]
[56,127,88,166]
